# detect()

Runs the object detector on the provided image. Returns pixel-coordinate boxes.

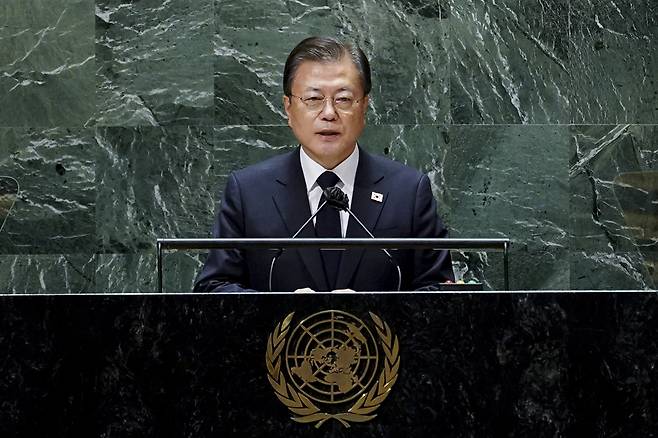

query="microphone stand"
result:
[268,200,329,292]
[342,207,402,292]
[323,186,401,291]
[269,186,403,292]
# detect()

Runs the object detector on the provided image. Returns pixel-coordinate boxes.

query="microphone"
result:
[322,186,402,292]
[268,197,332,291]
[323,186,349,210]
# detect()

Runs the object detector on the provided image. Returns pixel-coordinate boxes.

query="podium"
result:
[1,291,656,436]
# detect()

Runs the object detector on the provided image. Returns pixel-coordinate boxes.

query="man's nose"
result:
[319,98,338,120]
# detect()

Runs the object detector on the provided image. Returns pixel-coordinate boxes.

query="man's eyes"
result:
[303,96,353,102]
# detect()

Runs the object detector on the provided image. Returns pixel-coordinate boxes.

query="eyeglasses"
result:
[290,94,365,113]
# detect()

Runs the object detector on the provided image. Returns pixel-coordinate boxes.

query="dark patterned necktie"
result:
[315,171,341,289]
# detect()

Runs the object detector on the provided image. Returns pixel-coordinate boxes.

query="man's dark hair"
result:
[283,36,371,97]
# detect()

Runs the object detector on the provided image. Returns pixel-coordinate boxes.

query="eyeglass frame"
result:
[288,93,367,113]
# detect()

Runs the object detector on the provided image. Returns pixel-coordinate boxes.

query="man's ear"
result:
[283,95,292,126]
[361,95,369,116]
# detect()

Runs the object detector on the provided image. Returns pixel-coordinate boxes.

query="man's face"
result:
[283,57,369,169]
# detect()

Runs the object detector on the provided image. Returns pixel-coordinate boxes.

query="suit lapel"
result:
[271,149,329,291]
[335,149,387,289]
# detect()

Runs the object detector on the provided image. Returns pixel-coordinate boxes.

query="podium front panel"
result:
[0,292,656,437]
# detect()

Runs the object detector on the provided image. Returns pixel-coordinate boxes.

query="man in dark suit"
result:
[194,36,453,292]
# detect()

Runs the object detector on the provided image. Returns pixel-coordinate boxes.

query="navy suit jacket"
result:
[193,147,453,292]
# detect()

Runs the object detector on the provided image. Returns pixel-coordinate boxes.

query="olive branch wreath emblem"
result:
[265,311,400,428]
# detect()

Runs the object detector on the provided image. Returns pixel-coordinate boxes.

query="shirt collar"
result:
[299,145,359,193]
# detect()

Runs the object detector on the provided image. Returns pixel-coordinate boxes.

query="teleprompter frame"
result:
[156,238,511,293]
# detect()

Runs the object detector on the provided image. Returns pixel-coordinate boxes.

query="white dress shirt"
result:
[299,145,359,237]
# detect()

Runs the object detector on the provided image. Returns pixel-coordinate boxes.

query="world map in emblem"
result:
[284,310,380,404]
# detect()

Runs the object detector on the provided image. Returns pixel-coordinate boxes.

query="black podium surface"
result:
[1,291,657,437]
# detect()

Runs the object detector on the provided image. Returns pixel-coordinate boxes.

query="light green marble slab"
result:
[432,124,570,290]
[215,0,449,125]
[448,0,570,124]
[0,253,95,293]
[95,252,202,293]
[0,0,94,126]
[569,0,658,124]
[570,124,658,289]
[570,250,652,290]
[0,128,96,254]
[95,126,218,253]
[95,0,214,125]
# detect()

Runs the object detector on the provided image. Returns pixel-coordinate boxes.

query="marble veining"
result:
[0,1,656,291]
[0,254,95,293]
[95,126,218,253]
[0,0,95,126]
[437,124,570,290]
[0,128,96,254]
[569,0,658,123]
[570,124,658,289]
[215,0,449,125]
[0,176,18,233]
[95,0,214,125]
[448,0,570,124]
[0,292,656,435]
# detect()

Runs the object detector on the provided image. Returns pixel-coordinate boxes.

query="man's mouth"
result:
[316,130,341,140]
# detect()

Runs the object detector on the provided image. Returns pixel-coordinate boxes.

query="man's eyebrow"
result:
[301,86,355,93]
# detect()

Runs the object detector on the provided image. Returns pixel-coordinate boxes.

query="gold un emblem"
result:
[265,310,400,428]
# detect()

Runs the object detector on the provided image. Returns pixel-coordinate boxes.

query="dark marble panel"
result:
[95,252,202,293]
[94,126,296,292]
[96,253,157,293]
[360,125,475,283]
[215,0,449,125]
[570,124,657,289]
[0,176,18,232]
[448,0,570,124]
[213,125,297,179]
[0,254,95,293]
[570,251,651,290]
[361,124,446,171]
[0,293,656,436]
[0,0,94,126]
[0,128,96,254]
[95,126,217,253]
[436,124,570,290]
[195,124,570,291]
[570,125,658,251]
[570,0,658,124]
[95,0,213,126]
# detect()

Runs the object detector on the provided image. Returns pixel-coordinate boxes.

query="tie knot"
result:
[317,171,340,190]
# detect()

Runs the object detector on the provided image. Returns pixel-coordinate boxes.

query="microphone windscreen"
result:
[324,187,349,210]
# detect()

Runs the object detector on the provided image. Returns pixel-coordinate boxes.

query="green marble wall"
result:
[0,0,655,292]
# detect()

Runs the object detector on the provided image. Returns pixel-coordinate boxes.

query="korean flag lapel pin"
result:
[371,191,383,203]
